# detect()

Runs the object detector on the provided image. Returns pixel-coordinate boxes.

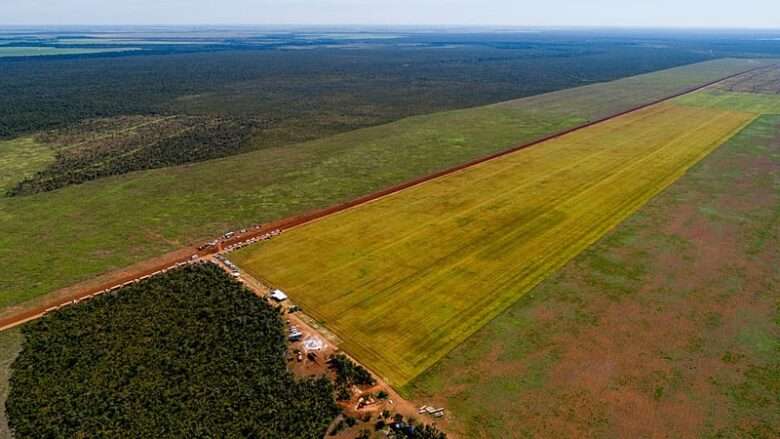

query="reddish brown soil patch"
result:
[408,116,780,438]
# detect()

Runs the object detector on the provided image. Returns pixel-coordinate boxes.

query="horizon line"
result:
[1,24,779,31]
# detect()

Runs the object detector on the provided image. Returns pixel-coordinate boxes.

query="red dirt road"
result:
[0,65,769,333]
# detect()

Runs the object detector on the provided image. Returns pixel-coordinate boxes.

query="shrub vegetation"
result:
[8,116,254,196]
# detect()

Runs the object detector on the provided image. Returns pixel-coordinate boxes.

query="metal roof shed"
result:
[270,289,288,302]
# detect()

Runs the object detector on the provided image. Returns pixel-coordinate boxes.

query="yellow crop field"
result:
[232,102,755,386]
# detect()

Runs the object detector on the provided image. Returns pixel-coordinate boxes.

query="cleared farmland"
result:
[405,111,780,439]
[0,47,140,57]
[1,59,763,309]
[675,90,780,113]
[232,102,756,386]
[0,137,54,192]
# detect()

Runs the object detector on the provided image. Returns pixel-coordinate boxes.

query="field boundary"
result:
[218,64,773,234]
[0,63,771,332]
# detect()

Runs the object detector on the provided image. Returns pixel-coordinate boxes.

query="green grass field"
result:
[496,59,769,120]
[56,39,215,45]
[0,138,54,192]
[232,102,755,385]
[675,90,780,113]
[405,112,780,438]
[0,59,766,311]
[0,47,140,57]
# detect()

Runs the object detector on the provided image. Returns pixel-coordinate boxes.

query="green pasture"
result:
[675,90,780,113]
[56,38,215,45]
[0,46,140,57]
[0,138,54,192]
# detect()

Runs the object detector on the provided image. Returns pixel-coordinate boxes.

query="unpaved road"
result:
[0,65,766,334]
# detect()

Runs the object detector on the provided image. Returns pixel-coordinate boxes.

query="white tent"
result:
[303,336,325,352]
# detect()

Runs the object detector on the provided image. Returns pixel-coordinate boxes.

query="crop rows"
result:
[233,102,755,385]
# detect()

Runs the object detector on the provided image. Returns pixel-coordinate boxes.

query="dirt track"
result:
[229,266,436,437]
[0,64,769,333]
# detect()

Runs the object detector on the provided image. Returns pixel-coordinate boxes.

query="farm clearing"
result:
[406,110,780,439]
[0,138,54,192]
[0,46,140,57]
[1,59,764,310]
[232,100,757,386]
[1,27,779,439]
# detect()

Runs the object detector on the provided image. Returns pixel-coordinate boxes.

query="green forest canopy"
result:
[7,263,339,439]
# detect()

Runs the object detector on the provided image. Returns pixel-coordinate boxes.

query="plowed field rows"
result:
[233,102,755,386]
[0,59,762,309]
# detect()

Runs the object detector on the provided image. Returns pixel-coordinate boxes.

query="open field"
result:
[675,90,780,113]
[716,65,780,93]
[0,138,53,192]
[0,46,140,57]
[494,59,768,120]
[406,113,780,438]
[55,38,218,45]
[0,60,763,311]
[232,102,756,386]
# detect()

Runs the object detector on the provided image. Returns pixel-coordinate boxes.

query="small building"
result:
[270,289,288,302]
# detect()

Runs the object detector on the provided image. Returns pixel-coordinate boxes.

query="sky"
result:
[1,0,779,28]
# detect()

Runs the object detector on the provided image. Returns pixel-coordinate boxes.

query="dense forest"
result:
[0,43,713,140]
[0,41,717,194]
[328,354,376,400]
[6,263,340,438]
